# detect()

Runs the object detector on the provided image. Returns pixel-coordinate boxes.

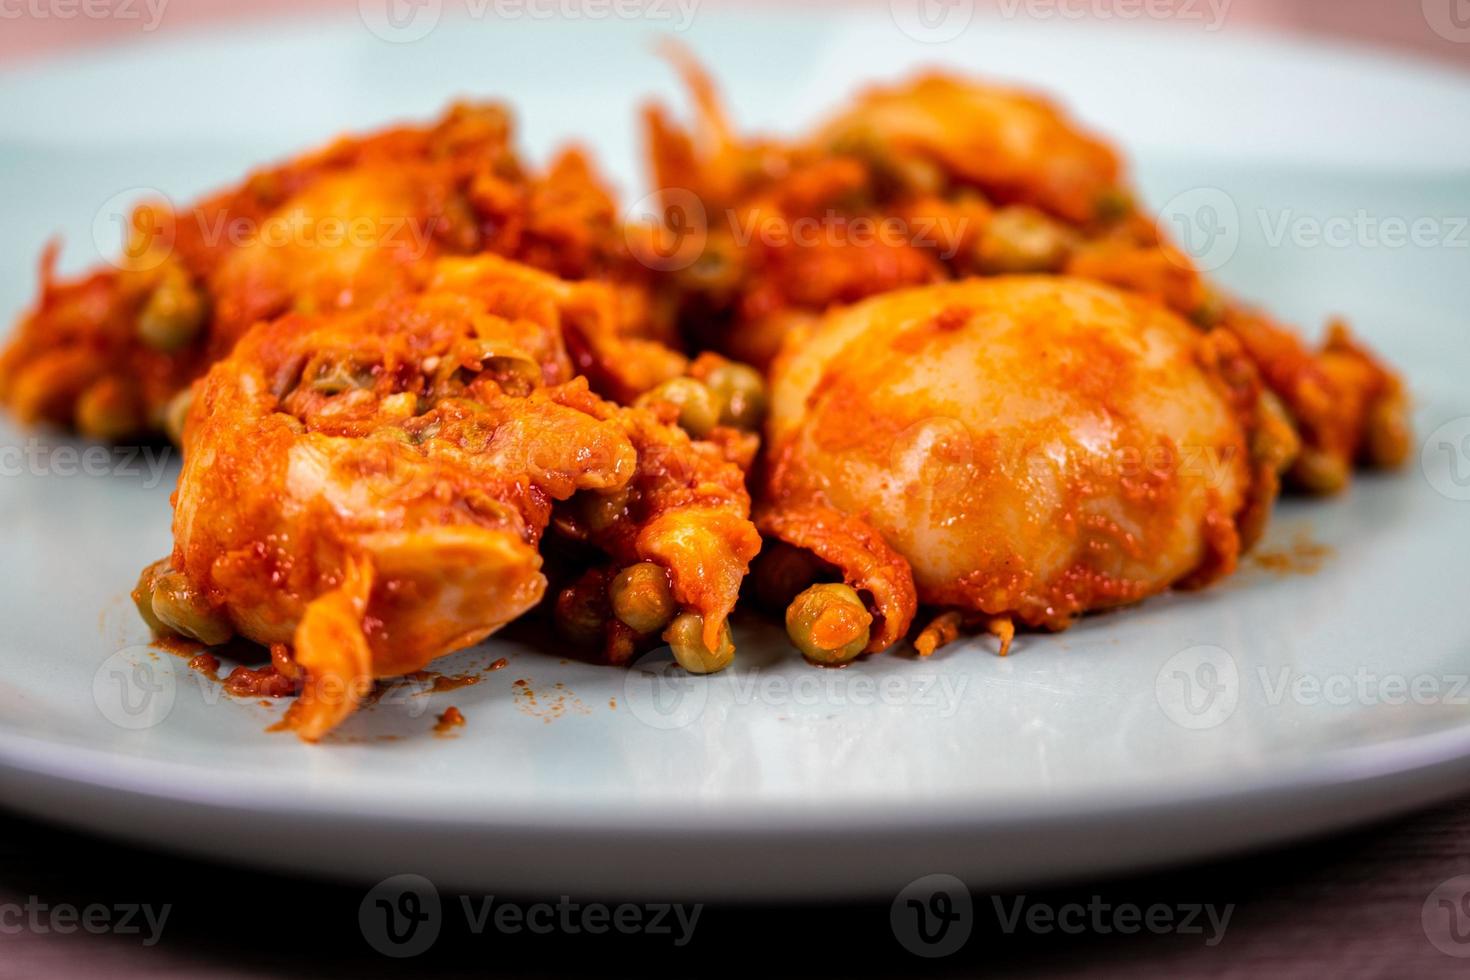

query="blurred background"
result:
[5,0,1470,69]
[5,0,1467,375]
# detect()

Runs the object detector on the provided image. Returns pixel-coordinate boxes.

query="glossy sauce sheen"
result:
[763,277,1277,640]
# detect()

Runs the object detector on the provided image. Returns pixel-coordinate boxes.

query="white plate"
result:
[2,11,1469,900]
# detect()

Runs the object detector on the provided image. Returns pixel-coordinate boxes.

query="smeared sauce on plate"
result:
[404,669,482,693]
[434,706,466,736]
[1251,530,1333,576]
[157,634,520,736]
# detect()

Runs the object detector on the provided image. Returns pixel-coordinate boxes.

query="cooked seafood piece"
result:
[1,102,648,440]
[760,277,1297,651]
[644,55,1408,491]
[136,256,758,740]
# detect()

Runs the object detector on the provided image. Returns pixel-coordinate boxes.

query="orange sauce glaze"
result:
[186,652,221,681]
[163,634,517,732]
[223,664,296,698]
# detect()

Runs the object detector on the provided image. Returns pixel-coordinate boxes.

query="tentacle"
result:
[288,558,375,742]
[756,504,918,653]
[356,526,547,679]
[636,507,759,651]
[912,610,962,658]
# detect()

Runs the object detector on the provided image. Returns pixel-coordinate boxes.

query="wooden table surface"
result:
[3,795,1470,978]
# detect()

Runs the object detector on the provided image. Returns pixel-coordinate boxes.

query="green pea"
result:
[637,377,720,439]
[554,577,608,648]
[1094,188,1134,223]
[785,583,871,666]
[480,353,542,397]
[309,358,375,395]
[149,569,233,646]
[704,361,768,431]
[610,562,676,635]
[664,611,734,674]
[579,488,630,534]
[368,426,413,445]
[137,266,205,353]
[1366,394,1411,470]
[1291,448,1349,496]
[76,380,141,442]
[976,207,1073,275]
[132,559,172,636]
[681,240,743,294]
